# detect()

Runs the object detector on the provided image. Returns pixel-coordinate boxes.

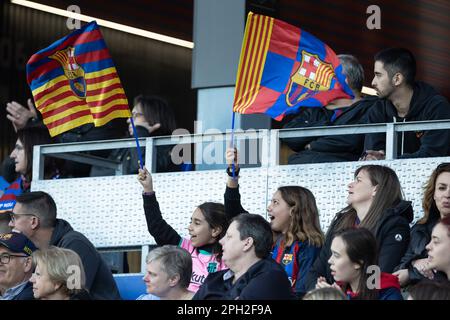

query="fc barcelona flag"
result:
[0,177,22,212]
[26,21,131,137]
[233,12,354,121]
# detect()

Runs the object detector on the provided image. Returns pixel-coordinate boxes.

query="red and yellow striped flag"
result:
[233,13,274,114]
[26,21,130,137]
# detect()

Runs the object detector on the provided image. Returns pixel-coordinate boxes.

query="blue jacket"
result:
[224,185,321,297]
[272,236,321,297]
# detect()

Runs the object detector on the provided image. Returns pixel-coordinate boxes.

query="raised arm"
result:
[224,148,248,220]
[138,167,181,245]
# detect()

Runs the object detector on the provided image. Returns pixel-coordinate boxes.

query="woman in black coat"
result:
[90,95,182,176]
[394,163,450,286]
[303,165,413,295]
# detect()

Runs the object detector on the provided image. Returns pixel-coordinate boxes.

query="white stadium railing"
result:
[31,120,450,271]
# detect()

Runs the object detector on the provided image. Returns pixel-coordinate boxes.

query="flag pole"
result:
[129,117,145,169]
[230,111,236,178]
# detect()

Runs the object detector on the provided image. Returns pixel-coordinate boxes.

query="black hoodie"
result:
[394,207,448,284]
[193,257,295,300]
[283,97,377,163]
[302,200,414,295]
[50,219,121,300]
[90,125,182,176]
[364,82,450,158]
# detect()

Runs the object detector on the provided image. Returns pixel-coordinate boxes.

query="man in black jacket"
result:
[284,54,376,164]
[193,214,294,300]
[363,47,450,160]
[0,231,36,300]
[10,191,121,300]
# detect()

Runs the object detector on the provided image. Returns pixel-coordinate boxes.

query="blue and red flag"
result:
[0,176,9,193]
[233,12,354,121]
[26,21,131,137]
[0,177,23,212]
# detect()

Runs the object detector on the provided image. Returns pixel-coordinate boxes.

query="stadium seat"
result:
[113,273,147,300]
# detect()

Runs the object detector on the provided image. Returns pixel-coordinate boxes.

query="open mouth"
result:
[268,215,274,221]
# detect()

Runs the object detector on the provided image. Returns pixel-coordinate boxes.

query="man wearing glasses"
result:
[0,231,36,300]
[10,191,121,300]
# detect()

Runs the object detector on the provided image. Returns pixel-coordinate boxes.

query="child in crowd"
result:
[425,215,450,281]
[224,148,324,297]
[316,228,403,300]
[138,167,235,292]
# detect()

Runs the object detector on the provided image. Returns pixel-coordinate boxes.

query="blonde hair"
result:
[303,287,349,300]
[32,246,86,296]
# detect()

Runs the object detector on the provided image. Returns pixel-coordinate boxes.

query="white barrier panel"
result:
[32,157,450,248]
[31,168,268,248]
[267,157,450,232]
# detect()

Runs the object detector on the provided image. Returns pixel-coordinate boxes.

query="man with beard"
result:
[363,48,450,160]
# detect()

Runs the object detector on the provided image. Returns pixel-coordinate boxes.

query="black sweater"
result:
[283,97,376,162]
[142,193,182,246]
[50,219,121,300]
[394,209,447,284]
[192,257,295,300]
[142,192,238,252]
[303,200,413,292]
[364,81,450,158]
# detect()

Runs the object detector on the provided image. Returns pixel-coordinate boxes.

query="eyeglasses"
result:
[8,213,37,223]
[0,253,28,264]
[131,112,144,119]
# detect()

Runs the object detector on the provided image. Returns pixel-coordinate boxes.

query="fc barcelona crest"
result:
[207,262,218,273]
[50,47,86,99]
[286,50,335,106]
[282,253,293,265]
